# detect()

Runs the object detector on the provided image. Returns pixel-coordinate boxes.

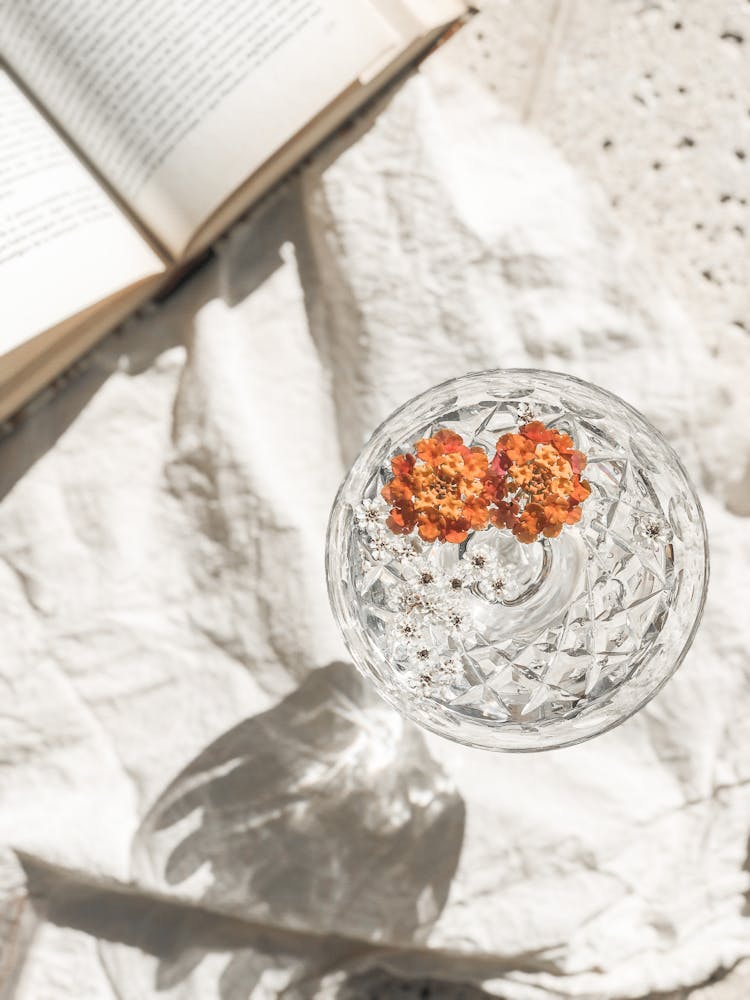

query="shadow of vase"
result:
[133,661,465,950]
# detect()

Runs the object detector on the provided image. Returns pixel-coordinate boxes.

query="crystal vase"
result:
[326,370,709,751]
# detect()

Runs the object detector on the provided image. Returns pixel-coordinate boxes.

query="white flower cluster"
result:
[385,582,472,701]
[355,498,520,701]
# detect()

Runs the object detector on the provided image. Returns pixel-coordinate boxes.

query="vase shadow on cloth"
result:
[134,661,466,942]
[126,661,466,995]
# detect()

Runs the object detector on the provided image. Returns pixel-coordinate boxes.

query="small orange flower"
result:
[381,429,490,543]
[491,422,590,543]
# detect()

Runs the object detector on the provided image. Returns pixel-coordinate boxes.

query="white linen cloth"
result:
[1,71,749,1000]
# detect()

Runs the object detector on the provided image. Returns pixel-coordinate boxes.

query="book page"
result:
[0,71,164,358]
[0,0,401,258]
[375,0,466,37]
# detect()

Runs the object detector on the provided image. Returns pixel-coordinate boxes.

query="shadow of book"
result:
[14,853,503,1000]
[302,969,499,1000]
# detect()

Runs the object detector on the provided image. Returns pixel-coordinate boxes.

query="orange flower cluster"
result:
[382,429,492,543]
[490,422,591,543]
[381,422,590,545]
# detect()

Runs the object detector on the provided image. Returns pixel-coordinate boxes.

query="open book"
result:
[0,0,471,422]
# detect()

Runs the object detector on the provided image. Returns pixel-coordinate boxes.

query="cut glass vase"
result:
[326,370,709,751]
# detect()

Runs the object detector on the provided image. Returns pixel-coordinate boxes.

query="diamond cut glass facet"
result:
[326,371,709,751]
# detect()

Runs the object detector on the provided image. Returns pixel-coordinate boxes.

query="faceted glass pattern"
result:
[326,370,709,751]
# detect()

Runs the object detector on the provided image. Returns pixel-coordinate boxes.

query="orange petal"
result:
[462,449,489,480]
[503,434,536,463]
[391,453,416,478]
[433,429,465,453]
[568,450,587,474]
[513,522,540,544]
[417,522,440,542]
[570,476,591,502]
[386,515,410,535]
[464,501,489,530]
[482,473,506,503]
[549,430,575,454]
[415,437,442,463]
[542,520,564,538]
[495,433,514,453]
[520,503,545,529]
[387,500,417,534]
[443,518,470,544]
[520,421,554,444]
[563,505,583,526]
[489,500,518,530]
[381,479,412,503]
[435,453,465,482]
[491,451,511,475]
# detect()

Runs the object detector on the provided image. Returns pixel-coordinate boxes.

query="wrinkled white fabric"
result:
[1,70,749,1000]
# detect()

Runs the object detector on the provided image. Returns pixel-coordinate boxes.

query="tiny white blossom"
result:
[404,668,437,702]
[387,584,423,615]
[407,557,444,589]
[435,656,463,687]
[391,613,426,649]
[355,497,389,536]
[404,654,464,701]
[367,534,393,561]
[444,562,472,593]
[411,645,439,669]
[419,590,450,620]
[464,543,498,582]
[477,561,518,602]
[633,512,673,549]
[389,535,420,562]
[441,601,473,639]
